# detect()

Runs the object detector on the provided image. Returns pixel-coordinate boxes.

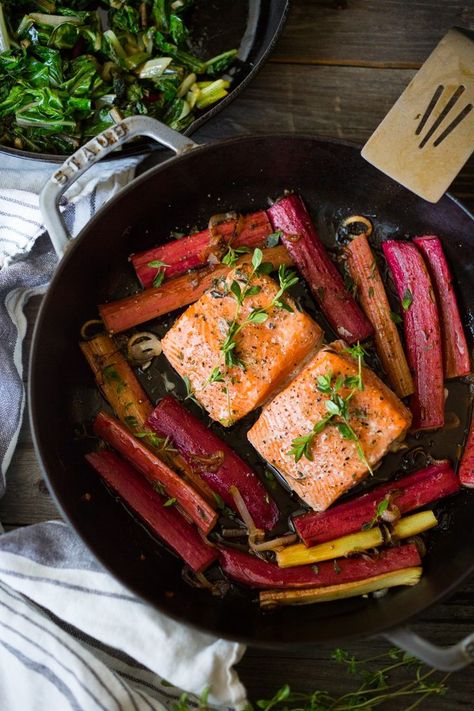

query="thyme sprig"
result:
[288,344,372,472]
[251,648,450,711]
[220,249,299,369]
[221,245,251,268]
[147,259,169,288]
[362,498,390,530]
[182,375,203,409]
[170,647,450,711]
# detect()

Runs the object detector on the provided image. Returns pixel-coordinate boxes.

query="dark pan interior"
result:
[30,136,474,647]
[1,0,289,164]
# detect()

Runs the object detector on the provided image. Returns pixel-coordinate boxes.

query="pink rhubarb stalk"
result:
[294,462,459,546]
[93,411,218,534]
[383,240,444,430]
[219,544,421,589]
[413,235,470,379]
[148,396,279,531]
[86,450,216,572]
[131,211,273,288]
[459,418,474,488]
[267,195,373,344]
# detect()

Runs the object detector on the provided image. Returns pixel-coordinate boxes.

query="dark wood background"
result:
[2,1,474,707]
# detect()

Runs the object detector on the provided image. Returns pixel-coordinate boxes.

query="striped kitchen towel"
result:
[0,155,247,710]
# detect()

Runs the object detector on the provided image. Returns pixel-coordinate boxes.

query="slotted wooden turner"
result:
[362,28,474,203]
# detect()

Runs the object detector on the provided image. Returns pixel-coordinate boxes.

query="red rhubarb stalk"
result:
[147,396,279,531]
[219,544,421,589]
[413,236,470,379]
[131,211,272,288]
[86,450,216,572]
[93,411,217,534]
[267,195,373,344]
[459,418,474,488]
[383,240,444,430]
[294,462,459,546]
[99,245,293,334]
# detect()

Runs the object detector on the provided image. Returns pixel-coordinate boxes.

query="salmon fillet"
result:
[248,343,412,511]
[162,264,323,425]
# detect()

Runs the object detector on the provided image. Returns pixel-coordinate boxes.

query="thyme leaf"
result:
[219,248,299,372]
[402,288,413,311]
[147,260,169,288]
[221,245,251,267]
[289,366,372,473]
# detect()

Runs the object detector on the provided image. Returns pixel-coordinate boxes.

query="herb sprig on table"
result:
[171,647,450,711]
[0,0,237,154]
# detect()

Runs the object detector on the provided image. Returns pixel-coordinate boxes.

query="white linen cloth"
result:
[0,152,247,710]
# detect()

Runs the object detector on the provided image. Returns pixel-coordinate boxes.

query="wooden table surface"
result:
[2,1,474,708]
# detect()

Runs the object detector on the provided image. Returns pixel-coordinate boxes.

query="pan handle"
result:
[39,116,198,258]
[385,627,474,671]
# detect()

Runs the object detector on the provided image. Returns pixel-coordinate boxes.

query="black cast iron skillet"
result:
[31,117,474,670]
[0,0,289,163]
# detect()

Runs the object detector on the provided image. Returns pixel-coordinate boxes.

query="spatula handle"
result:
[40,116,198,258]
[385,627,474,671]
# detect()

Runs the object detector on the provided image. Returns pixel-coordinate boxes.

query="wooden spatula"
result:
[362,28,474,203]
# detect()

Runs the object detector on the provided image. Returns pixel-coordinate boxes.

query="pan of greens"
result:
[0,0,289,161]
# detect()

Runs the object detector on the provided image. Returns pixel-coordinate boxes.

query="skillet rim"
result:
[28,133,474,648]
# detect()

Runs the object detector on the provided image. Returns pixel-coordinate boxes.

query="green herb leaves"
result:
[265,231,282,248]
[207,367,224,385]
[221,321,244,369]
[221,245,251,268]
[288,415,333,462]
[289,351,373,473]
[251,647,450,711]
[102,364,125,393]
[182,375,202,408]
[344,342,367,392]
[219,248,299,372]
[402,287,413,311]
[147,260,169,288]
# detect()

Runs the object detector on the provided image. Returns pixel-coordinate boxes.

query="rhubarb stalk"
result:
[80,334,214,503]
[131,211,273,288]
[259,567,422,608]
[219,543,421,589]
[93,411,217,534]
[294,462,458,546]
[278,511,437,568]
[99,245,293,334]
[459,417,474,488]
[80,334,153,430]
[346,234,414,397]
[413,235,470,379]
[86,450,216,572]
[267,195,373,344]
[147,396,279,530]
[383,240,444,430]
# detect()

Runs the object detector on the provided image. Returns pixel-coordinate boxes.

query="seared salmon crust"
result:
[248,344,412,511]
[162,264,323,425]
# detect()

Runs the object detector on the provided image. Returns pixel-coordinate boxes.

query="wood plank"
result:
[195,64,417,143]
[273,0,474,67]
[196,63,474,211]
